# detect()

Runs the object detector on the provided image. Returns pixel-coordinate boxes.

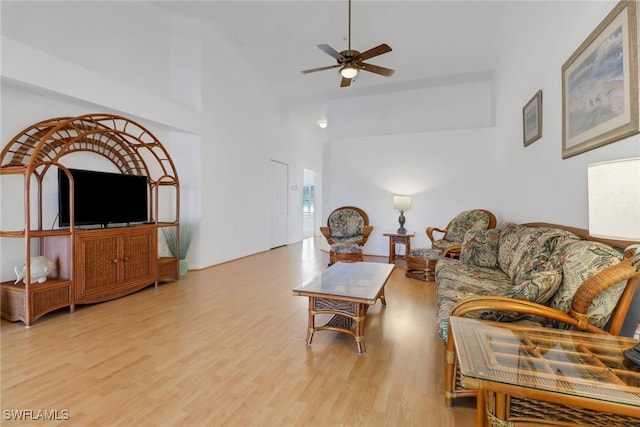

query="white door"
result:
[270,160,288,248]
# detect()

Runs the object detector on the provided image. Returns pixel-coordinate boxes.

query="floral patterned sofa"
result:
[437,222,640,411]
[435,222,637,342]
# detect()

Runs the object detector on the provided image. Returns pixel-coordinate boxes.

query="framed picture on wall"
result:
[561,0,639,159]
[523,90,542,146]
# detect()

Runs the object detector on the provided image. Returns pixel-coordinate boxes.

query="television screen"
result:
[58,168,148,227]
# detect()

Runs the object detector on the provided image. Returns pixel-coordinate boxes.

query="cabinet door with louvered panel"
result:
[120,228,156,284]
[75,232,119,302]
[74,226,157,304]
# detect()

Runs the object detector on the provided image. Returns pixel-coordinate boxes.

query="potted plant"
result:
[162,223,197,276]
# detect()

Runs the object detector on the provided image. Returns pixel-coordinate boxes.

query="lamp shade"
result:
[588,157,640,241]
[393,195,412,210]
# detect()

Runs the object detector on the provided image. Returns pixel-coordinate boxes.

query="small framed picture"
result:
[523,90,542,147]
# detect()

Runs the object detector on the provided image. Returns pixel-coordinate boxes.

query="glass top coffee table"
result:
[292,262,394,354]
[449,316,640,427]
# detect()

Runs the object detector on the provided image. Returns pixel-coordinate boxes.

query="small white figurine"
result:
[14,256,56,284]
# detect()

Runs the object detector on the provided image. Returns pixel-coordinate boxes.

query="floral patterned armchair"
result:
[406,209,497,281]
[427,209,497,258]
[320,206,373,265]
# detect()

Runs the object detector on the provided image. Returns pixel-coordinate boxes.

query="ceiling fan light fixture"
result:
[340,65,358,79]
[301,0,394,87]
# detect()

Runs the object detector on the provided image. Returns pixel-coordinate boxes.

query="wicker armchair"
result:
[406,209,496,281]
[444,249,640,417]
[320,206,373,266]
[427,209,497,258]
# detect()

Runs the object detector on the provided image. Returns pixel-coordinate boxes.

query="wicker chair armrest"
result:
[319,226,333,245]
[570,255,640,330]
[426,227,447,243]
[360,225,374,245]
[441,245,461,259]
[484,210,498,230]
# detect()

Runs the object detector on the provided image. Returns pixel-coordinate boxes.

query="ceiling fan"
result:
[301,0,395,87]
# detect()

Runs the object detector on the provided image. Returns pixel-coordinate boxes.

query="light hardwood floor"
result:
[1,237,475,426]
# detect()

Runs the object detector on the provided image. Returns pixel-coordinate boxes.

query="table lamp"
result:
[588,157,640,357]
[588,157,640,265]
[393,195,412,235]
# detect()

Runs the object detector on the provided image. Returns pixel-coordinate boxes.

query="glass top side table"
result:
[449,316,640,427]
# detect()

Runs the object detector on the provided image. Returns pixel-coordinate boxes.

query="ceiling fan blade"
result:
[360,62,395,77]
[317,44,345,61]
[353,43,392,62]
[340,76,352,87]
[302,64,341,74]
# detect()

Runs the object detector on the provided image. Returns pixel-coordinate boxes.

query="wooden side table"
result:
[383,232,414,264]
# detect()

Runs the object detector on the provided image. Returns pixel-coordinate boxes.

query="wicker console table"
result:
[449,317,640,427]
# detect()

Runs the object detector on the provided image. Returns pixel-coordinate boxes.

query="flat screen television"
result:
[58,168,149,227]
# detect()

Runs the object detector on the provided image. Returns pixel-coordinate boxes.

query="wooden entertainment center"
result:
[0,114,181,326]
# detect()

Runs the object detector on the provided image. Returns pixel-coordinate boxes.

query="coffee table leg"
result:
[306,297,315,345]
[355,303,368,355]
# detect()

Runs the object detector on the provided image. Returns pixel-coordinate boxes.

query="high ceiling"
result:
[153,1,513,100]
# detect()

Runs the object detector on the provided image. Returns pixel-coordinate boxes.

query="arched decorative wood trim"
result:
[1,114,178,185]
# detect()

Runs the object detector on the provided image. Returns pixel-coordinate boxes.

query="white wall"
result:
[0,2,299,277]
[493,0,639,225]
[1,1,638,334]
[324,126,497,256]
[320,0,639,336]
[322,74,496,255]
[278,96,326,242]
[493,1,640,337]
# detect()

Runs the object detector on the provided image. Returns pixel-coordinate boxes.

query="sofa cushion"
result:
[550,241,624,328]
[513,229,576,284]
[460,229,500,268]
[475,226,578,321]
[503,270,564,307]
[497,223,533,281]
[497,224,578,284]
[508,229,578,303]
[435,257,514,341]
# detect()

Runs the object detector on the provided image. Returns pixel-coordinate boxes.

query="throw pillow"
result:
[550,241,623,328]
[459,229,499,268]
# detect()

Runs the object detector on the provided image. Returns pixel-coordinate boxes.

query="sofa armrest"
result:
[570,253,640,334]
[319,226,333,244]
[443,295,609,407]
[426,227,447,244]
[449,296,609,335]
